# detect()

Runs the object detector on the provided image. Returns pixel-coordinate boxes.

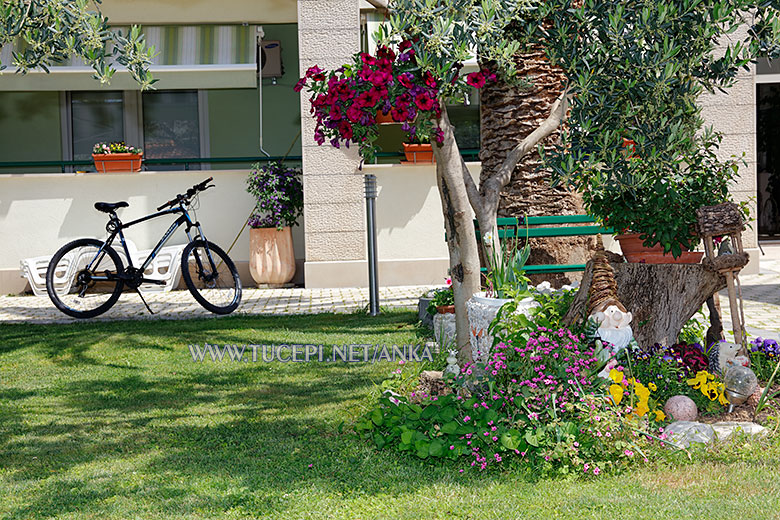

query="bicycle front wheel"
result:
[46,238,125,319]
[181,240,242,314]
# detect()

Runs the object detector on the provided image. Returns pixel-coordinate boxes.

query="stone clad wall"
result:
[297,0,368,286]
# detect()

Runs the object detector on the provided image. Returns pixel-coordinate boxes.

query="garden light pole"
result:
[364,174,380,316]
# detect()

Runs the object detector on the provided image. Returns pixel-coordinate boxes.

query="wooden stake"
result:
[724,270,743,345]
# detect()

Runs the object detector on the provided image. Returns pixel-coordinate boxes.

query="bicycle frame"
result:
[86,203,212,284]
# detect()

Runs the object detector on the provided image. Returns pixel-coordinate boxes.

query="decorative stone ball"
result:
[664,395,698,422]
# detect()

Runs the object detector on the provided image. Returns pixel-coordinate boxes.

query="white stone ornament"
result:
[443,349,460,377]
[466,293,538,363]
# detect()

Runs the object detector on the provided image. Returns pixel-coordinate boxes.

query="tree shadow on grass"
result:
[0,362,508,519]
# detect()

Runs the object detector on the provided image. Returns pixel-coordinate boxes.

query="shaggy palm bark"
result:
[480,48,590,285]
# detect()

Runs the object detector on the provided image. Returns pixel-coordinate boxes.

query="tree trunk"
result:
[564,261,727,347]
[433,106,481,361]
[480,47,589,287]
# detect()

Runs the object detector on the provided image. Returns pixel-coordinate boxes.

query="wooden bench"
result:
[474,215,614,274]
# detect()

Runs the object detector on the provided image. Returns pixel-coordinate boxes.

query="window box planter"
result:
[402,143,435,163]
[92,153,143,173]
[615,233,703,264]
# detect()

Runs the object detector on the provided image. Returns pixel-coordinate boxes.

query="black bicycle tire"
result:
[180,239,242,315]
[45,238,125,319]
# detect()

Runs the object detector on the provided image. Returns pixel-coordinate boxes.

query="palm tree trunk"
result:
[480,46,591,286]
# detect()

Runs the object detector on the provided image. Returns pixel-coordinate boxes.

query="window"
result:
[65,90,207,171]
[143,90,201,170]
[70,92,125,161]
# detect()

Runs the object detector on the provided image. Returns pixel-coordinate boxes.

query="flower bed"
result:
[357,285,780,477]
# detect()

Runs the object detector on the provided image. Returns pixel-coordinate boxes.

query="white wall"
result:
[0,169,305,293]
[0,163,466,293]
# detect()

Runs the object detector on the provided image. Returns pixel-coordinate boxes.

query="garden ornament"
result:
[697,203,749,347]
[664,395,698,422]
[443,349,461,378]
[708,340,748,375]
[723,362,758,413]
[587,235,635,354]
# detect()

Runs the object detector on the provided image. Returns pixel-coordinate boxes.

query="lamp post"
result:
[364,174,380,316]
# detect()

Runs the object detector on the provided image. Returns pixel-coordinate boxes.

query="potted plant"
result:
[402,134,434,163]
[584,132,746,263]
[246,162,304,286]
[92,142,143,173]
[295,42,447,164]
[426,278,454,315]
[467,233,538,362]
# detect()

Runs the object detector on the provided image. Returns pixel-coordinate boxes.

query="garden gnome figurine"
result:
[588,235,634,354]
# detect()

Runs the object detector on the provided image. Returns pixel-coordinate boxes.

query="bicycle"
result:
[46,177,242,318]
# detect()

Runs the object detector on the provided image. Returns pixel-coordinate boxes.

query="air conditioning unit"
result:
[259,40,283,78]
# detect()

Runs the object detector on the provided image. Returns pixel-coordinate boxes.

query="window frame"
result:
[61,89,210,172]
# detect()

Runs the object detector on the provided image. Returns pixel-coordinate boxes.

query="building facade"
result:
[0,0,768,295]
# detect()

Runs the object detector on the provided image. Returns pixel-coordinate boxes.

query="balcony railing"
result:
[0,149,481,173]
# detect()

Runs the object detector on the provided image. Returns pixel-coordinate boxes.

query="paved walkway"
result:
[1,246,779,336]
[0,286,431,324]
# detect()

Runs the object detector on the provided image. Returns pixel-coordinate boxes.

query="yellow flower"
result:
[687,371,710,390]
[648,382,657,392]
[609,384,624,406]
[609,369,624,385]
[635,401,650,417]
[716,382,729,406]
[634,382,651,417]
[653,409,666,422]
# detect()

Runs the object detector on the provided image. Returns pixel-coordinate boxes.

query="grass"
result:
[1,311,780,519]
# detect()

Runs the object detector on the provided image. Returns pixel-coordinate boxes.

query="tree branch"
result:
[460,155,482,212]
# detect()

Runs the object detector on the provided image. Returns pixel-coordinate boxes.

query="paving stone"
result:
[711,421,767,441]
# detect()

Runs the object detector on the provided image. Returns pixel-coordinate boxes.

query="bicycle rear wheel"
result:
[181,240,242,314]
[46,238,125,318]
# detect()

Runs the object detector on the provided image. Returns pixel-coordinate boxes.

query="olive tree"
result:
[0,0,155,88]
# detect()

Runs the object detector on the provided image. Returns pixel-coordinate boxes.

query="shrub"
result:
[246,162,303,229]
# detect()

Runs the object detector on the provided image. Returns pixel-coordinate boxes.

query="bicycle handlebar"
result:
[157,177,214,211]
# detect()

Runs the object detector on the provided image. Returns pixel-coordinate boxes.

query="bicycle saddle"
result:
[94,201,129,213]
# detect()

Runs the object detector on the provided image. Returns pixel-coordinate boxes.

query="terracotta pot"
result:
[375,112,396,124]
[436,304,455,314]
[249,226,296,285]
[615,233,703,264]
[92,153,142,173]
[402,143,434,163]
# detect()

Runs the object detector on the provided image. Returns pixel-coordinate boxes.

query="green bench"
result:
[474,215,614,274]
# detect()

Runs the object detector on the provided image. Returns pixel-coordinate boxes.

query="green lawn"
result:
[1,312,780,519]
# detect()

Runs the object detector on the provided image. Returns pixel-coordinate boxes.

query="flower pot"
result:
[92,153,143,173]
[615,233,703,264]
[402,143,435,163]
[249,226,296,286]
[467,292,537,363]
[436,305,456,314]
[375,112,396,125]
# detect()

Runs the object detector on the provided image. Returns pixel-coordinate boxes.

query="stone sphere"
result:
[664,395,698,422]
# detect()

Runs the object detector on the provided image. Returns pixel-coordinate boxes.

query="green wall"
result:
[0,91,62,173]
[207,23,301,165]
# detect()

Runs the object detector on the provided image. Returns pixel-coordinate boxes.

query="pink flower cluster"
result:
[486,327,597,415]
